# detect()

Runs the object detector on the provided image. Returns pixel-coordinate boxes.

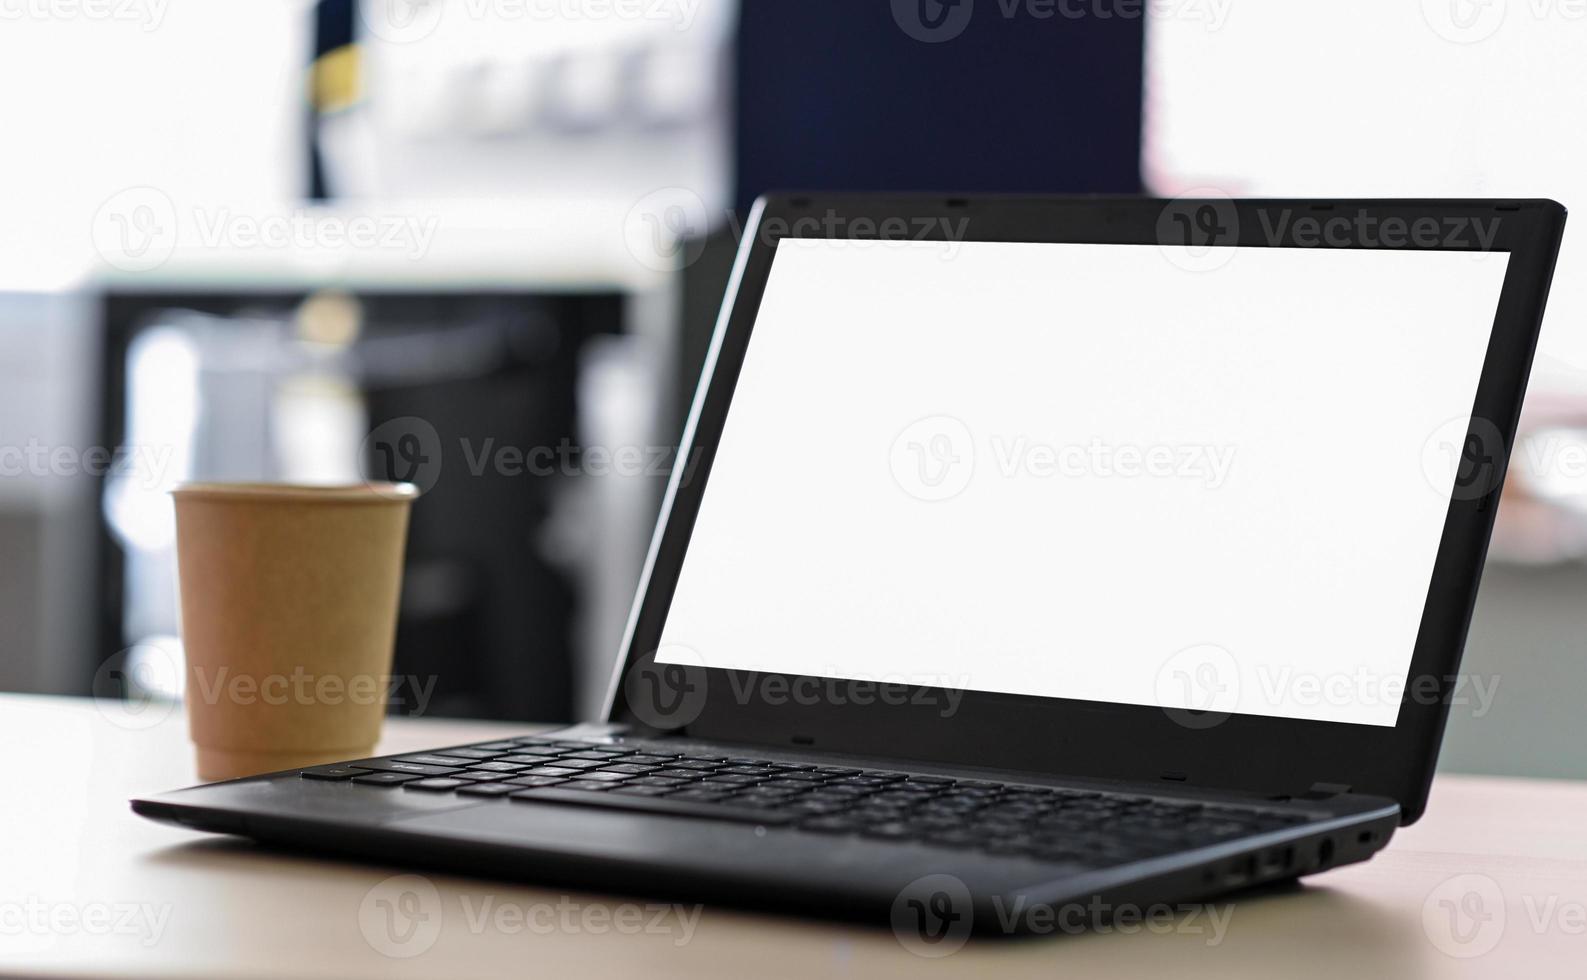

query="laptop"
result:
[134,195,1566,936]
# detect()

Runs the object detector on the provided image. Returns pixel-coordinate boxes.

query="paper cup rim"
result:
[171,482,419,503]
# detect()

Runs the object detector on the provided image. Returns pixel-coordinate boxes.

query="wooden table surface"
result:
[3,693,1584,978]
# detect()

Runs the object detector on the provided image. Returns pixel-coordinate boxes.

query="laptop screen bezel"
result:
[605,194,1566,823]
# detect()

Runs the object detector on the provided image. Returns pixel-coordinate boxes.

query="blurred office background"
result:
[0,1,1582,777]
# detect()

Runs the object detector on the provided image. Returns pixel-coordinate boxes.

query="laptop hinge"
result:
[1302,782,1353,800]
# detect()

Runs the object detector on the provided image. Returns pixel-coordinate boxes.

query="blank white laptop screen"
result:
[656,238,1510,727]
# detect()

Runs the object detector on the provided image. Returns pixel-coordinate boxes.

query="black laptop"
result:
[134,195,1565,936]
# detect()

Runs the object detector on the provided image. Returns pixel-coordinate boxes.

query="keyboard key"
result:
[560,750,629,761]
[394,754,480,768]
[861,822,915,839]
[523,766,583,777]
[605,763,662,775]
[469,761,529,773]
[351,772,420,786]
[470,742,521,751]
[405,778,467,792]
[300,766,369,780]
[800,817,861,834]
[506,775,568,788]
[498,755,559,766]
[347,760,464,777]
[508,787,794,825]
[569,771,632,783]
[456,783,516,797]
[435,749,505,760]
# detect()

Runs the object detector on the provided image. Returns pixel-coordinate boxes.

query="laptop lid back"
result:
[606,195,1565,823]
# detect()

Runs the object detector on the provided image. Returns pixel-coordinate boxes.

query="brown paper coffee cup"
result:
[172,483,418,781]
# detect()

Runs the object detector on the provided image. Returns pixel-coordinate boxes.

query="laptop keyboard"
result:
[304,736,1309,867]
